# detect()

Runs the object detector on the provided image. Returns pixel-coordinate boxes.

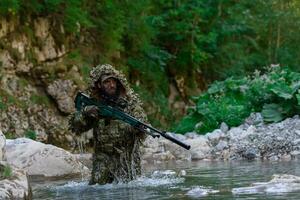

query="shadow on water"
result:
[32,160,300,200]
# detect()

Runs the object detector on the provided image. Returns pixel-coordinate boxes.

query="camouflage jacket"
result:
[69,64,147,154]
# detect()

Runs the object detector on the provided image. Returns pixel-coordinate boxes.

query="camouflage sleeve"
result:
[128,99,148,141]
[68,110,95,135]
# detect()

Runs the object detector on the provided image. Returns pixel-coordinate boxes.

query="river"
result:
[32,160,300,199]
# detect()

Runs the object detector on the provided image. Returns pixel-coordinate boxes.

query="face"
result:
[99,77,117,96]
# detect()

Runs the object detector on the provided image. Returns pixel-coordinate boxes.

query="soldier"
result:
[69,64,147,184]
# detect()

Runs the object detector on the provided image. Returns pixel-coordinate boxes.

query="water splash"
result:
[76,135,86,181]
[52,169,184,191]
[53,181,89,190]
[186,186,219,198]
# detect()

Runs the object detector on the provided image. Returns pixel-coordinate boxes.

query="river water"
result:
[32,160,300,200]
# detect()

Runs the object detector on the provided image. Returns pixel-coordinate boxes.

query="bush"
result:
[25,129,36,140]
[30,94,50,107]
[174,66,300,134]
[0,164,12,179]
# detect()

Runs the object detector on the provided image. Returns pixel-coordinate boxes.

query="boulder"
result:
[0,161,32,200]
[187,137,211,160]
[47,79,77,114]
[142,133,212,162]
[5,138,89,178]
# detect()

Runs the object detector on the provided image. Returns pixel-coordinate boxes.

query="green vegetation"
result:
[175,67,300,134]
[0,0,92,33]
[0,89,26,111]
[0,164,13,179]
[25,129,36,140]
[30,94,50,107]
[4,132,16,139]
[1,0,300,129]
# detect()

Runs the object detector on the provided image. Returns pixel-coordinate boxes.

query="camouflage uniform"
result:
[69,64,147,184]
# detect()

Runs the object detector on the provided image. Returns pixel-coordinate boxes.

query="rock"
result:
[292,139,300,145]
[185,132,199,139]
[291,150,300,157]
[243,148,257,160]
[206,129,224,145]
[16,61,33,74]
[220,122,229,133]
[245,112,263,125]
[232,174,300,194]
[0,131,5,161]
[143,112,300,162]
[73,153,93,169]
[11,34,29,59]
[187,137,211,160]
[215,140,228,151]
[0,50,15,70]
[0,18,16,38]
[33,18,66,62]
[0,161,32,200]
[152,151,175,161]
[47,79,77,114]
[186,186,219,198]
[295,130,300,136]
[142,133,191,162]
[5,138,89,178]
[179,170,187,176]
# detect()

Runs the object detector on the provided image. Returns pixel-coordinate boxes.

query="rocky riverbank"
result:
[1,113,300,198]
[0,130,88,199]
[142,113,300,163]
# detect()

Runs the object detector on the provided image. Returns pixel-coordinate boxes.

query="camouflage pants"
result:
[89,150,142,185]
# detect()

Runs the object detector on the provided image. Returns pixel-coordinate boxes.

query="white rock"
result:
[220,122,229,133]
[228,127,243,139]
[0,131,5,161]
[186,137,211,160]
[232,174,300,194]
[47,79,77,114]
[142,133,191,162]
[206,129,224,143]
[5,138,89,178]
[185,132,199,139]
[186,186,219,198]
[215,140,228,151]
[0,161,32,199]
[295,130,300,136]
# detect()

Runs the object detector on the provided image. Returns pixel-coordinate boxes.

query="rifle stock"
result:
[74,92,191,150]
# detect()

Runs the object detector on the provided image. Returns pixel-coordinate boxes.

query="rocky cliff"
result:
[0,16,86,149]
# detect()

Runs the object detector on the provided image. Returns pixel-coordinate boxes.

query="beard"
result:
[99,87,120,101]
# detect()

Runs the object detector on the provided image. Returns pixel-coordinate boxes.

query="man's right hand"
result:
[83,105,100,119]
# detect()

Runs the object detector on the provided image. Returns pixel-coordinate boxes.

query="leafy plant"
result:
[4,132,16,139]
[175,66,300,134]
[2,165,12,179]
[0,0,19,16]
[30,94,50,107]
[25,129,36,140]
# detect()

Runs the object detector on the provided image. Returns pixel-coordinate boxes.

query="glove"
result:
[83,105,100,119]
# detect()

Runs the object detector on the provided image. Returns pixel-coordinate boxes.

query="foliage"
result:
[0,0,19,15]
[30,94,50,106]
[4,132,16,139]
[1,165,12,179]
[1,0,300,129]
[0,96,7,111]
[133,85,174,129]
[175,67,300,134]
[0,0,92,33]
[0,89,25,110]
[25,129,36,140]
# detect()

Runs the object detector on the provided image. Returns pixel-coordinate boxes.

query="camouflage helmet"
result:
[88,64,131,98]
